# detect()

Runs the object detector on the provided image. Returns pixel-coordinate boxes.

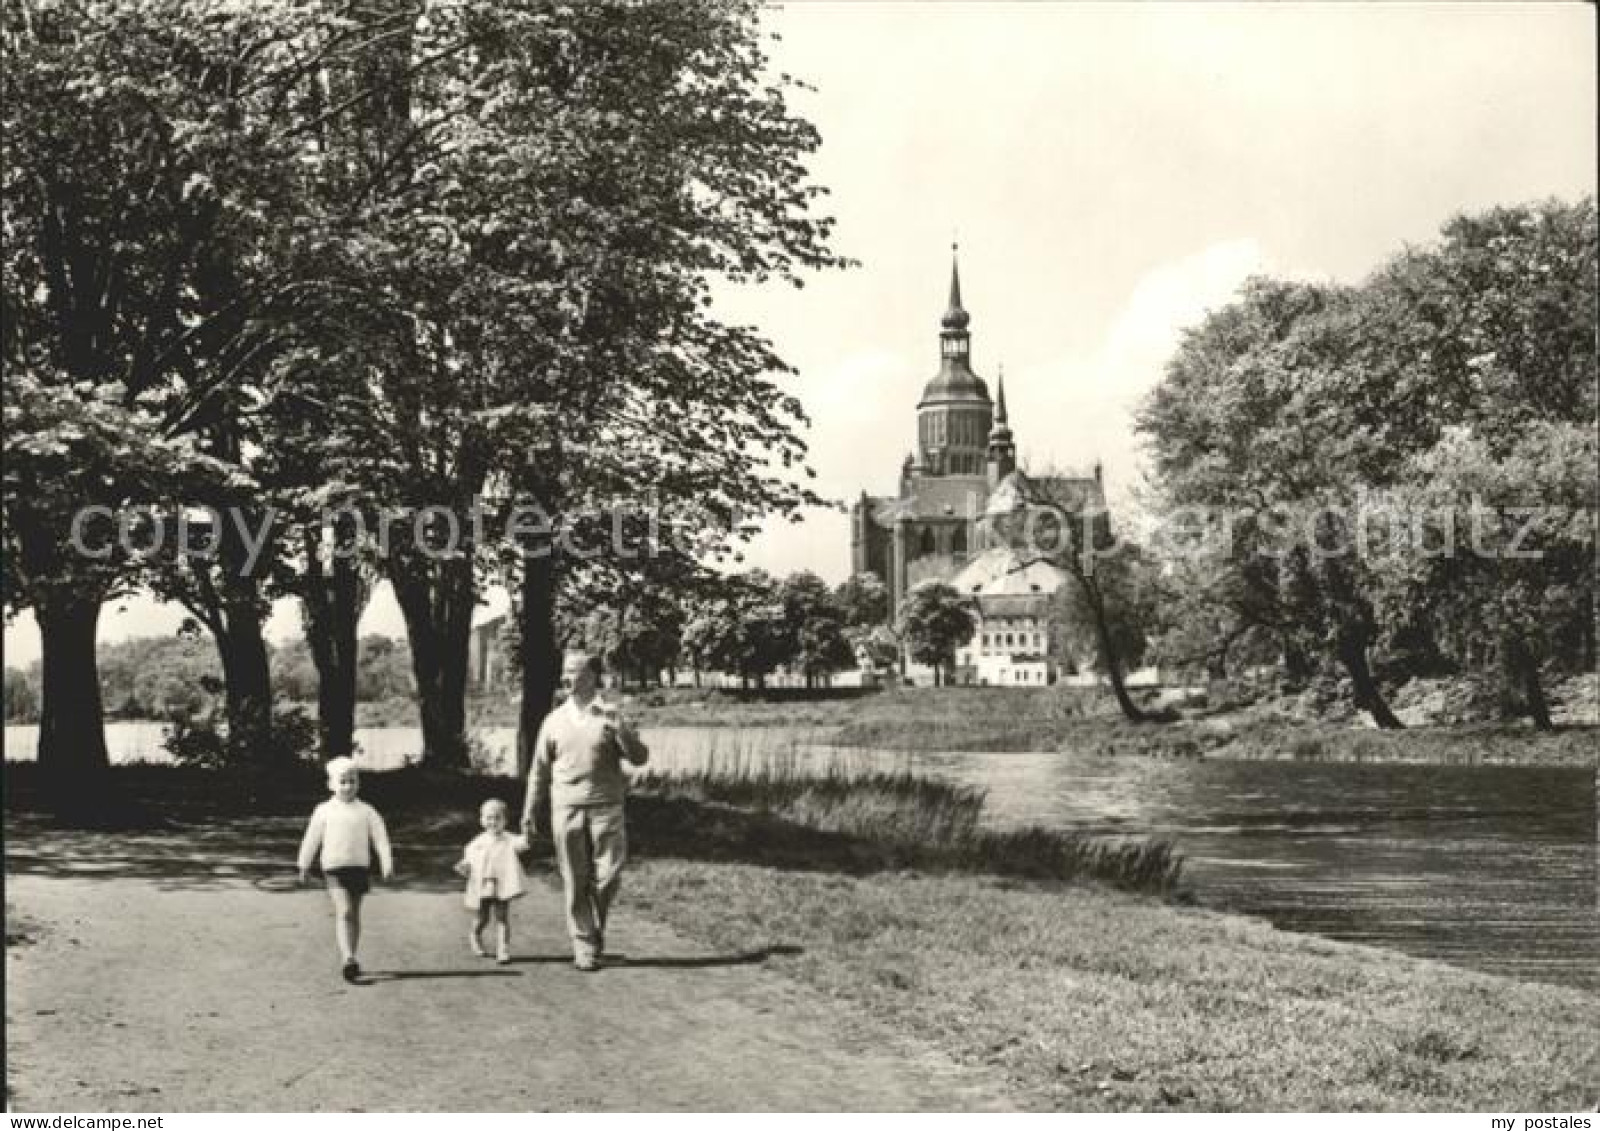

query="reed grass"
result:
[1219,721,1600,766]
[633,738,1184,896]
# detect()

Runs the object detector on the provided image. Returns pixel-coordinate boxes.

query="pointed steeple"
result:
[987,363,1016,485]
[942,243,970,331]
[918,241,992,476]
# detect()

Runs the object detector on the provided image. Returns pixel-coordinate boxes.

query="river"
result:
[6,722,1595,991]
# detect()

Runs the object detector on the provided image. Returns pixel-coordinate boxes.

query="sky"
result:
[4,1,1595,667]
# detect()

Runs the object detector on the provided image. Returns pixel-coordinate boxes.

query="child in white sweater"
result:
[297,757,393,982]
[455,799,530,964]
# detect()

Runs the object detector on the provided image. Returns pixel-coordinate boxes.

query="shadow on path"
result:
[607,944,805,969]
[358,969,523,983]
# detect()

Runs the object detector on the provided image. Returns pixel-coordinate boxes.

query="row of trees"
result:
[1137,199,1596,728]
[6,632,414,724]
[2,564,894,722]
[3,0,847,810]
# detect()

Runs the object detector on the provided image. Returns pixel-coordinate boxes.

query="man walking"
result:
[522,651,649,971]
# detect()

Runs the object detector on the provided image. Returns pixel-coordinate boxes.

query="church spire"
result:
[942,242,970,331]
[918,241,991,475]
[987,362,1015,485]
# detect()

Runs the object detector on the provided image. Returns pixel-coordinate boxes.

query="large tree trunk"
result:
[1503,632,1554,732]
[1335,629,1404,730]
[391,552,476,770]
[300,528,370,760]
[35,590,111,811]
[1077,571,1147,724]
[189,520,278,762]
[515,548,562,779]
[216,607,274,758]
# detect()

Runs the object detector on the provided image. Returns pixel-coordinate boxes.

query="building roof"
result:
[866,477,989,525]
[1033,475,1106,513]
[984,469,1106,518]
[949,546,1070,598]
[918,359,990,407]
[977,593,1055,618]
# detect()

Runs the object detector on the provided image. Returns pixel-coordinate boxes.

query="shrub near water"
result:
[634,743,1183,895]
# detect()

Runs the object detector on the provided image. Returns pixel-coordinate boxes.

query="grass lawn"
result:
[631,860,1599,1112]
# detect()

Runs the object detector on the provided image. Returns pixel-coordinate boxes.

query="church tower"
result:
[986,365,1016,486]
[915,247,993,477]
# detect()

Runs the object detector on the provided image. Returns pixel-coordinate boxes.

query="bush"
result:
[163,704,319,771]
[162,711,229,770]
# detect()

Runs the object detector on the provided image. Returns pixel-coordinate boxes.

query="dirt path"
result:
[5,873,1013,1112]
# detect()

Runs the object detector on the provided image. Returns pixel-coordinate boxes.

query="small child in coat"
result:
[455,799,530,964]
[297,756,394,983]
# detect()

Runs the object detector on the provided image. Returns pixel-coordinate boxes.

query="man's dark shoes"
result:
[342,959,360,983]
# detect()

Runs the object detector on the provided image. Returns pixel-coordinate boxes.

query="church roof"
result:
[918,359,990,407]
[984,469,1106,518]
[950,547,1070,597]
[1035,475,1106,512]
[868,476,989,525]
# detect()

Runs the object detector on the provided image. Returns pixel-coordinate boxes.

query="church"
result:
[849,250,1108,686]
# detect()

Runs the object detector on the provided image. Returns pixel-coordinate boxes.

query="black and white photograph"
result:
[3,0,1596,1115]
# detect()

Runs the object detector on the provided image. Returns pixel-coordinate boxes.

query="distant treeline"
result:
[3,634,416,726]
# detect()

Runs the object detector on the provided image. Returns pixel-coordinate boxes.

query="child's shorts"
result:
[324,866,371,896]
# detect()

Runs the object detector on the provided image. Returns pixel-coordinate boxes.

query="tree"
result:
[1142,553,1286,684]
[896,581,975,687]
[1371,423,1595,729]
[836,572,889,630]
[1051,544,1159,678]
[5,665,40,723]
[291,514,374,759]
[480,0,846,756]
[569,587,685,690]
[353,635,416,702]
[1139,196,1597,726]
[1002,468,1155,721]
[1138,278,1406,727]
[3,0,401,799]
[681,599,730,688]
[673,572,791,689]
[780,571,853,686]
[255,2,845,770]
[270,638,320,705]
[2,374,206,793]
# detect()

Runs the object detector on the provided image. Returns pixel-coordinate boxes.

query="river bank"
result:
[637,860,1598,1111]
[17,677,1594,768]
